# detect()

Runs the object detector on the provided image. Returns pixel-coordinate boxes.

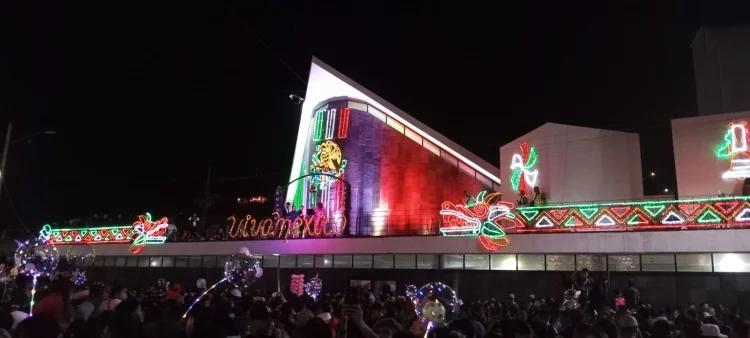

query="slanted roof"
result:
[287,58,501,201]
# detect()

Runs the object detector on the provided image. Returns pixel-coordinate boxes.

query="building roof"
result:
[287,58,501,200]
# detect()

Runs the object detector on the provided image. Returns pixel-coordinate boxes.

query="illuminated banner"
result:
[38,213,168,255]
[439,191,519,251]
[227,213,347,241]
[516,196,750,231]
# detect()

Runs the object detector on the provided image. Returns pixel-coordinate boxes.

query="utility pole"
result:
[0,123,12,200]
[202,166,211,231]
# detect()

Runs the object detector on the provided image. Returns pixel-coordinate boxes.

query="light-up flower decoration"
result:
[308,141,348,189]
[510,142,538,194]
[440,191,518,251]
[129,213,169,255]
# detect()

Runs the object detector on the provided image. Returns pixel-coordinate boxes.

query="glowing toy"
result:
[510,142,538,193]
[440,191,518,251]
[717,122,750,179]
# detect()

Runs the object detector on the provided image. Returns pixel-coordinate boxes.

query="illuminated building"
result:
[27,59,750,303]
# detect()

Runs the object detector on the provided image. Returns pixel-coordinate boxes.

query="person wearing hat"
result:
[617,314,642,338]
[248,302,275,338]
[701,324,728,338]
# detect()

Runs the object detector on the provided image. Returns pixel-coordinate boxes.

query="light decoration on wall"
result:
[716,122,750,179]
[510,142,538,193]
[128,213,169,255]
[439,191,519,251]
[38,213,168,255]
[226,213,347,241]
[515,196,750,232]
[338,108,350,139]
[308,141,348,190]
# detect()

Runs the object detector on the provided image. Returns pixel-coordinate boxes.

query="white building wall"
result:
[82,229,748,256]
[499,123,643,204]
[672,111,750,197]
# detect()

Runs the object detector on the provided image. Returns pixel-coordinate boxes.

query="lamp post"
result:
[0,123,56,200]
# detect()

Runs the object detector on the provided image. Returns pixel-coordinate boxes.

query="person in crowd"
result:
[99,284,128,312]
[14,313,60,338]
[284,202,292,216]
[623,279,640,310]
[248,302,276,338]
[530,186,547,206]
[517,189,530,206]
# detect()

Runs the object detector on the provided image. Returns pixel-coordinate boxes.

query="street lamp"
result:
[0,123,56,199]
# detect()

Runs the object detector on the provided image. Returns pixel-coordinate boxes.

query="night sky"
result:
[1,1,749,231]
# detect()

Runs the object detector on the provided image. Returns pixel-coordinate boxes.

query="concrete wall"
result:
[499,123,643,204]
[672,111,750,197]
[79,228,750,256]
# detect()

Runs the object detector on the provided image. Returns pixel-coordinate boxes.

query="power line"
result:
[2,181,33,237]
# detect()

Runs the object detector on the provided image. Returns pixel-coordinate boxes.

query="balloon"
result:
[196,279,206,289]
[224,254,260,289]
[239,247,250,255]
[413,282,459,326]
[405,284,418,300]
[421,300,446,323]
[74,271,87,286]
[66,245,95,269]
[255,266,263,279]
[15,241,59,277]
[304,275,322,300]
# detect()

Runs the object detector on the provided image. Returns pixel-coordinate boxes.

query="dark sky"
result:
[1,1,749,231]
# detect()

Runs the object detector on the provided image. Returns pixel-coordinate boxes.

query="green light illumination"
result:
[516,195,750,211]
[643,205,666,217]
[578,207,599,220]
[519,210,539,221]
[313,111,324,141]
[697,209,722,223]
[715,127,734,160]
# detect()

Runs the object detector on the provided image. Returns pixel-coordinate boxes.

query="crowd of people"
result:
[0,268,746,338]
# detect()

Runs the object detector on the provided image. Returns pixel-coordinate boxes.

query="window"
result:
[353,255,372,269]
[464,254,490,270]
[188,256,203,268]
[441,254,464,269]
[115,257,127,267]
[94,256,106,267]
[279,255,297,268]
[126,256,138,267]
[713,253,750,273]
[676,253,712,272]
[546,255,575,271]
[175,256,188,268]
[263,255,279,268]
[297,255,314,268]
[138,256,150,267]
[417,255,438,269]
[161,256,174,268]
[149,257,162,268]
[105,256,117,267]
[491,254,517,270]
[641,254,675,272]
[334,255,353,268]
[395,255,416,269]
[315,255,332,268]
[608,255,640,272]
[202,256,217,268]
[374,255,394,269]
[576,254,606,271]
[517,254,544,271]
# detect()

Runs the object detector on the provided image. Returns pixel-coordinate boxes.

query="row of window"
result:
[90,253,750,273]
